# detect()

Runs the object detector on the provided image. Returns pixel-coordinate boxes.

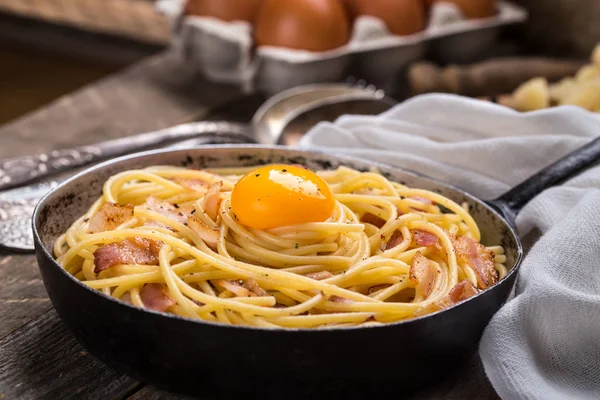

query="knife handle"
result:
[0,121,252,192]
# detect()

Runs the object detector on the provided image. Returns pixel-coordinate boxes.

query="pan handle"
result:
[489,136,600,226]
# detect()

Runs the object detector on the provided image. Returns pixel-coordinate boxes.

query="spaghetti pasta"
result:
[54,164,505,328]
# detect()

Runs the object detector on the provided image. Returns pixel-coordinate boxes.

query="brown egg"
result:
[255,0,351,52]
[433,0,497,19]
[185,0,262,23]
[422,0,435,10]
[345,0,426,36]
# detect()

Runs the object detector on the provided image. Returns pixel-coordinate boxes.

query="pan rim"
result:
[33,144,523,332]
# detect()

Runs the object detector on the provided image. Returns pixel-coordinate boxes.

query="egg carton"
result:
[156,1,527,95]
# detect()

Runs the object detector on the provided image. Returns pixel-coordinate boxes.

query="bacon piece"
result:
[144,196,188,224]
[173,177,208,193]
[409,196,434,212]
[410,252,436,298]
[140,283,176,312]
[187,215,219,249]
[88,202,134,233]
[361,212,386,228]
[451,234,497,289]
[383,231,403,251]
[448,279,478,303]
[368,284,389,295]
[93,238,162,273]
[329,295,353,304]
[142,220,171,230]
[413,230,438,246]
[216,280,252,297]
[203,181,222,221]
[413,230,442,251]
[242,278,268,297]
[120,292,132,304]
[410,196,433,205]
[415,279,478,316]
[304,271,334,280]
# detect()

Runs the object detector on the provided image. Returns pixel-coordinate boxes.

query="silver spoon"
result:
[0,85,396,251]
[0,83,388,192]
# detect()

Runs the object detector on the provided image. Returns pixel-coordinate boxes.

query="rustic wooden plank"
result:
[0,49,243,159]
[0,251,52,338]
[0,12,161,69]
[202,93,267,123]
[0,0,170,46]
[0,310,140,400]
[0,298,51,340]
[0,40,122,125]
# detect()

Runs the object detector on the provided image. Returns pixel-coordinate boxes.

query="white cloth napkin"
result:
[298,94,600,400]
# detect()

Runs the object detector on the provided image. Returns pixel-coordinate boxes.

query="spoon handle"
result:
[0,121,252,192]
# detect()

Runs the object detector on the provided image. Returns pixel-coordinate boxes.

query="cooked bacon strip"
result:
[216,280,252,297]
[242,278,268,297]
[142,220,171,230]
[88,202,134,233]
[413,230,438,246]
[140,283,176,312]
[448,279,478,303]
[93,238,162,273]
[409,196,434,212]
[329,295,353,304]
[120,292,132,304]
[415,279,478,316]
[413,230,442,250]
[368,284,389,294]
[361,212,386,228]
[410,251,436,298]
[187,215,219,249]
[173,177,208,193]
[203,181,222,221]
[451,234,497,289]
[410,196,433,205]
[304,271,334,280]
[383,230,403,250]
[144,196,188,224]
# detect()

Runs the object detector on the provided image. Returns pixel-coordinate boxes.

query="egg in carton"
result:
[156,0,526,95]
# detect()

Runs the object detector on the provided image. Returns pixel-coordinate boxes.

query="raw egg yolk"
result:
[231,165,335,230]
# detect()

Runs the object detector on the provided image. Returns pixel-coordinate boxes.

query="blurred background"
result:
[1,0,600,126]
[0,0,167,124]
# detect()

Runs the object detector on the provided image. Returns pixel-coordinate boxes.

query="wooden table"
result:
[0,49,500,400]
